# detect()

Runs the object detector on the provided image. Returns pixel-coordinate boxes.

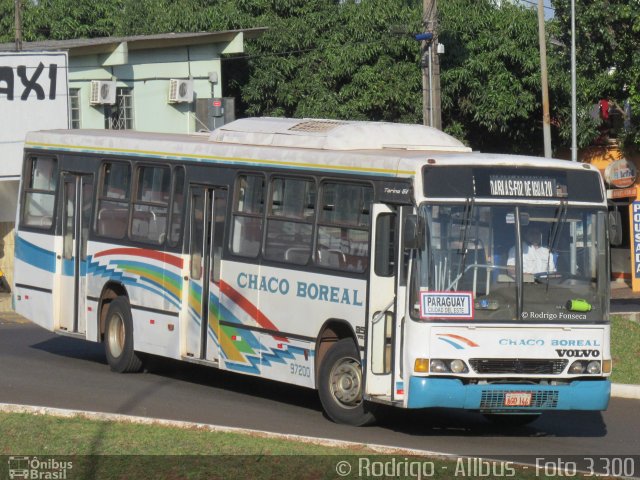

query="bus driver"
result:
[507,226,555,275]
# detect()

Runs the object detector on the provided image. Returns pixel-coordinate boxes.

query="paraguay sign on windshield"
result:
[0,52,69,178]
[420,291,474,320]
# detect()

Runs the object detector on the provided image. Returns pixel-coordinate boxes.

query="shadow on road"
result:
[29,334,323,413]
[29,333,607,439]
[372,404,607,438]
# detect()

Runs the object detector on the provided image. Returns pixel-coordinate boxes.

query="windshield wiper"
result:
[545,200,568,290]
[447,197,475,291]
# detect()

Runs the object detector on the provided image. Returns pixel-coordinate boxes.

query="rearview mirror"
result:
[609,209,623,246]
[404,215,425,250]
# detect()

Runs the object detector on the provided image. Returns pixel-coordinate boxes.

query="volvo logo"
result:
[556,349,600,358]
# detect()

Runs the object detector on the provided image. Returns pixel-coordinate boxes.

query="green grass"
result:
[0,412,595,480]
[610,316,640,384]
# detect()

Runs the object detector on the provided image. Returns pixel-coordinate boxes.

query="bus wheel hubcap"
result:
[108,314,125,358]
[330,358,362,407]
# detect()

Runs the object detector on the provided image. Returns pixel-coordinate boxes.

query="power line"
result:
[518,0,555,11]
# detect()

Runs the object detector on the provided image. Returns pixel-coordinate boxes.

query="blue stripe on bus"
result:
[15,236,56,273]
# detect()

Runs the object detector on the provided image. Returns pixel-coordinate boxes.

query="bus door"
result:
[365,204,400,399]
[58,173,93,335]
[184,185,227,363]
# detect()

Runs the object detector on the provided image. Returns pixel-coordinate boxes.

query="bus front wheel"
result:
[318,338,376,426]
[104,296,142,373]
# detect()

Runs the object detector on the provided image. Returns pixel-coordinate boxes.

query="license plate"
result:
[504,392,532,407]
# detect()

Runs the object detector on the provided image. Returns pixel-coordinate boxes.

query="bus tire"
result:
[318,338,376,426]
[104,296,142,373]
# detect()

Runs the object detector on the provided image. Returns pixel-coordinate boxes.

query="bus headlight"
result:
[429,359,448,373]
[425,359,468,374]
[449,359,468,373]
[586,361,601,374]
[568,361,586,374]
[569,360,601,375]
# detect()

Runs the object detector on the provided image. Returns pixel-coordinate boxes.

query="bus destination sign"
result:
[489,175,564,198]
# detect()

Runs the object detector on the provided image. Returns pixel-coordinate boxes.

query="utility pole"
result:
[571,0,577,162]
[14,0,22,52]
[537,0,552,157]
[422,0,441,130]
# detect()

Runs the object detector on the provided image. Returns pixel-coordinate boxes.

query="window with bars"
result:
[69,88,81,129]
[105,87,134,130]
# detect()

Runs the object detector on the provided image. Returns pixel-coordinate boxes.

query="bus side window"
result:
[167,167,185,248]
[264,176,315,265]
[95,162,131,239]
[21,156,57,229]
[230,174,265,257]
[374,213,396,277]
[130,164,170,245]
[316,182,372,273]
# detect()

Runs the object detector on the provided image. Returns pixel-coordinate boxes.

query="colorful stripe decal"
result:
[18,237,313,375]
[93,247,183,269]
[437,334,479,350]
[219,280,288,342]
[87,249,183,309]
[62,258,87,276]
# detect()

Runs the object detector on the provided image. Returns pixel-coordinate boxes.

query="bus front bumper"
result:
[406,377,611,411]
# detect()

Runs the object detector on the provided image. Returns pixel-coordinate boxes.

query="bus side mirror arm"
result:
[404,215,425,250]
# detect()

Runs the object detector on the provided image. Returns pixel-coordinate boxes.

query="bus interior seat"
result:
[284,247,311,264]
[317,248,346,268]
[97,208,129,238]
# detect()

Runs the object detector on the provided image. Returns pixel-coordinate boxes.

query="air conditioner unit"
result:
[90,80,116,105]
[168,79,194,103]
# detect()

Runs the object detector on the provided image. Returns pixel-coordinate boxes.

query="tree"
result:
[550,0,640,150]
[228,0,423,123]
[438,0,554,154]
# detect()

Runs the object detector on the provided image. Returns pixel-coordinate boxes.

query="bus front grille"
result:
[480,390,560,409]
[469,359,568,375]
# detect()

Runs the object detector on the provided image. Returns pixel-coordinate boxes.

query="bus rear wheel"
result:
[318,338,376,426]
[104,296,142,373]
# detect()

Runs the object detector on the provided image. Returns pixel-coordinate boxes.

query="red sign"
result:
[610,187,637,199]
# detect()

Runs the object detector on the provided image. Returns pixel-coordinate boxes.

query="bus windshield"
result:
[410,203,609,323]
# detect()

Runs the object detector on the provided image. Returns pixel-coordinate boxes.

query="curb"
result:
[0,403,449,458]
[611,383,640,400]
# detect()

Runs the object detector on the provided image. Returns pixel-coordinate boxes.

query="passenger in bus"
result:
[506,226,555,275]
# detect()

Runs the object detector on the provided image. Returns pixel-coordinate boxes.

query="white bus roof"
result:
[209,117,472,152]
[25,118,600,179]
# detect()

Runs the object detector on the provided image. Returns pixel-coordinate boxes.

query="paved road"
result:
[1,321,638,466]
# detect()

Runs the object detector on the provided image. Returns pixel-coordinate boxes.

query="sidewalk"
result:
[610,280,640,322]
[0,291,12,313]
[611,279,640,301]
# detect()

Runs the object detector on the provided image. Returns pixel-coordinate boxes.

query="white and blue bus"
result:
[14,117,611,425]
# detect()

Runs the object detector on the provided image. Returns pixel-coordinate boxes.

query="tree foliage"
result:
[3,0,638,154]
[439,0,550,154]
[550,0,640,150]
[231,0,423,123]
